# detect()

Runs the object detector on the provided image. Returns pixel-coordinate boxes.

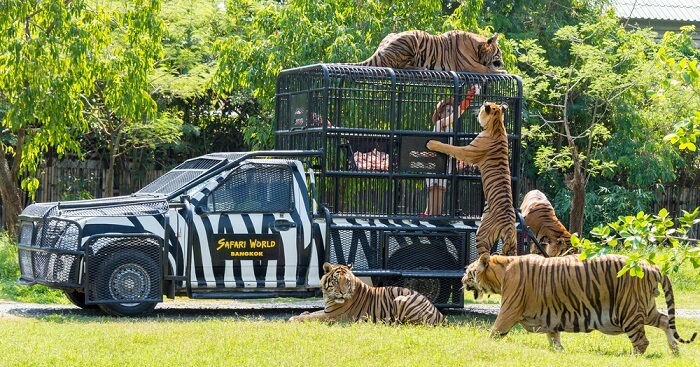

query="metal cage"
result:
[275,64,522,219]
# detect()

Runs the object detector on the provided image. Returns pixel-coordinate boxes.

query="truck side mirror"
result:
[194,203,208,216]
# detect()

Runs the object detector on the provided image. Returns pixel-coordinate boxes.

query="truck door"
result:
[189,161,313,289]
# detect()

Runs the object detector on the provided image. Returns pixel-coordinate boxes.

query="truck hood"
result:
[21,195,169,220]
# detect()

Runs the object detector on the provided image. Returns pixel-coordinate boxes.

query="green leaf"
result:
[630,265,645,278]
[682,72,691,84]
[679,141,697,151]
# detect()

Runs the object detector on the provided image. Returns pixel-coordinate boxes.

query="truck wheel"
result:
[94,249,159,317]
[62,289,99,310]
[386,244,458,305]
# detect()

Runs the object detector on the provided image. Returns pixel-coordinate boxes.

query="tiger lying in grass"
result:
[462,253,697,354]
[289,262,445,325]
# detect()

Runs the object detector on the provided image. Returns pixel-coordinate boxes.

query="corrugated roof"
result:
[614,0,700,22]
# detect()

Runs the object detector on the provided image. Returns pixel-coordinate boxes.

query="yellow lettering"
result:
[217,239,249,251]
[249,240,276,249]
[216,238,227,251]
[230,251,263,257]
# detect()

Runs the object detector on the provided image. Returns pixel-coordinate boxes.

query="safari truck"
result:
[16,64,527,316]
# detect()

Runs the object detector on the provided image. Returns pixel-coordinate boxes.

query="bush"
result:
[575,207,700,278]
[0,233,66,303]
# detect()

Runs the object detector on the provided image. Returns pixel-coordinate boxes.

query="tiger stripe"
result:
[352,30,506,74]
[462,253,698,354]
[427,101,517,256]
[289,263,445,325]
[520,189,574,256]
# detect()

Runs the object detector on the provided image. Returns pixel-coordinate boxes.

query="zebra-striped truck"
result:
[16,64,527,316]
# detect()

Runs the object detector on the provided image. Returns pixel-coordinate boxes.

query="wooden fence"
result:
[518,179,700,239]
[32,159,168,204]
[2,160,699,239]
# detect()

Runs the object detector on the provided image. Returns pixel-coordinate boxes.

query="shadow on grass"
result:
[4,302,500,325]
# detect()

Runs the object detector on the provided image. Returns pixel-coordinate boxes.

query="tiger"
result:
[350,30,506,74]
[288,262,445,325]
[426,101,517,256]
[462,253,698,354]
[519,189,574,257]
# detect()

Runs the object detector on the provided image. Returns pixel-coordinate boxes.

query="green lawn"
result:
[2,235,699,366]
[1,310,699,367]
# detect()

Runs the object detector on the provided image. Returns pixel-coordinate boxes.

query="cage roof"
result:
[614,0,700,22]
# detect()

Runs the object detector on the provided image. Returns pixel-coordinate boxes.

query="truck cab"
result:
[18,152,327,316]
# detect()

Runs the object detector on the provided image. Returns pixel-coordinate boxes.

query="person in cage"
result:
[424,85,479,216]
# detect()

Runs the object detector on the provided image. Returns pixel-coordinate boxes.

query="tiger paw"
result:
[426,140,440,151]
[288,310,310,322]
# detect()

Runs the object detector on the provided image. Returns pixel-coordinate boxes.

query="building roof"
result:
[614,0,700,23]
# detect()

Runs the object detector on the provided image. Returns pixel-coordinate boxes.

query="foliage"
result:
[657,28,700,165]
[58,172,98,201]
[573,28,700,278]
[0,0,109,192]
[151,0,230,100]
[0,234,65,303]
[575,208,700,278]
[519,12,658,174]
[517,12,663,233]
[212,0,491,149]
[482,0,606,69]
[548,184,658,235]
[630,27,700,191]
[85,0,182,197]
[134,0,250,167]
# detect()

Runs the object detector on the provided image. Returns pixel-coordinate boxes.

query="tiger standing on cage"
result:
[461,253,697,354]
[520,189,574,257]
[425,85,480,215]
[426,101,516,256]
[288,262,445,325]
[349,30,506,74]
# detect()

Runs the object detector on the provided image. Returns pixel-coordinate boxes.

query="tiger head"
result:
[533,237,574,257]
[462,253,509,299]
[320,262,357,304]
[478,101,508,131]
[478,33,506,74]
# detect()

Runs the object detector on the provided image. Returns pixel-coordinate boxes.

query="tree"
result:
[567,28,700,278]
[212,0,486,149]
[84,0,176,198]
[517,12,660,235]
[150,0,250,160]
[657,27,700,185]
[0,0,109,237]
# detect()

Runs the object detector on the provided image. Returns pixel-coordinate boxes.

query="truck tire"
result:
[386,243,459,305]
[94,249,159,317]
[62,289,99,310]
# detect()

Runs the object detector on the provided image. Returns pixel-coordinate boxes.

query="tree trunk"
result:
[567,168,586,236]
[103,128,123,198]
[0,152,23,239]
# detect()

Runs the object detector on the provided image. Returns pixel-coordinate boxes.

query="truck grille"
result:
[17,219,82,287]
[18,250,80,285]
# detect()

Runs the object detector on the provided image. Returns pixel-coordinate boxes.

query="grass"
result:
[0,234,66,303]
[2,234,700,366]
[1,312,699,366]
